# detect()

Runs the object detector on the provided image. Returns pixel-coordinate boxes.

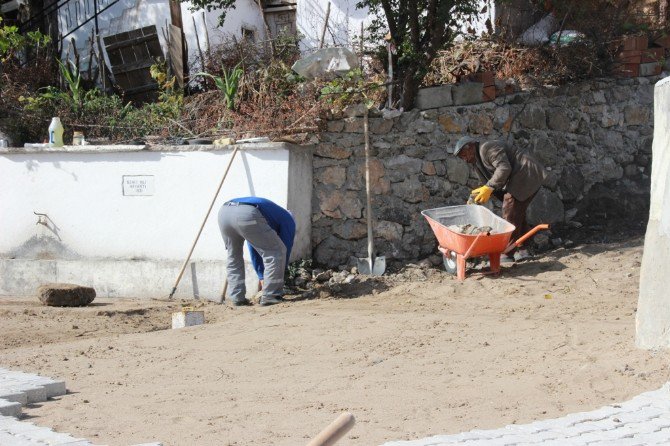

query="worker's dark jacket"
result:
[475,140,546,201]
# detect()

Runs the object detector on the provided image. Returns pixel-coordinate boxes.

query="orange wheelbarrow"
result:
[421,205,549,281]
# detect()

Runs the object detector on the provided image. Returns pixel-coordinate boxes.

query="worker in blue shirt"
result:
[217,197,296,306]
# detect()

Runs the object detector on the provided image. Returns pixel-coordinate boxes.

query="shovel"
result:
[357,107,386,276]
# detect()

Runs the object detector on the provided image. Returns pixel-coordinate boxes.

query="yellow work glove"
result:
[471,185,494,204]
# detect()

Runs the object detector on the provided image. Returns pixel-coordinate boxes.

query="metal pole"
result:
[93,0,99,37]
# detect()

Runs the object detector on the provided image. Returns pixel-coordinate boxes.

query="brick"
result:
[617,50,642,64]
[642,47,665,63]
[613,63,640,78]
[654,35,670,48]
[620,35,649,51]
[466,71,495,86]
[483,85,496,102]
[640,62,662,76]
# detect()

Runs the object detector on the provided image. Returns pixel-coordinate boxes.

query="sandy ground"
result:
[1,237,669,446]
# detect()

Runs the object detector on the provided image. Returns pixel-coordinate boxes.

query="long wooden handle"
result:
[169,145,240,298]
[306,412,355,446]
[363,108,375,265]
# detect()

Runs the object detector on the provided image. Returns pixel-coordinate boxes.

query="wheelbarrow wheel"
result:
[443,251,458,275]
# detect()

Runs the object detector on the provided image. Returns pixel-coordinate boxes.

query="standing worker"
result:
[453,137,547,261]
[218,197,296,306]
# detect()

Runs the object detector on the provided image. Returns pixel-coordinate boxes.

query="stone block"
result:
[333,221,367,240]
[613,63,640,78]
[482,85,496,102]
[369,118,394,134]
[343,103,367,117]
[559,166,584,201]
[619,35,649,51]
[452,82,484,106]
[171,310,205,329]
[37,283,95,307]
[527,188,564,225]
[518,105,547,129]
[343,118,364,133]
[0,399,21,417]
[438,115,463,133]
[415,85,453,110]
[445,157,470,185]
[318,166,346,187]
[314,143,352,159]
[642,47,665,63]
[640,62,662,77]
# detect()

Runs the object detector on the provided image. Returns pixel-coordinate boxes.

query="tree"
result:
[356,0,483,109]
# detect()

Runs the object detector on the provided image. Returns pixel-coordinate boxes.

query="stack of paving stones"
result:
[0,367,161,445]
[382,383,670,445]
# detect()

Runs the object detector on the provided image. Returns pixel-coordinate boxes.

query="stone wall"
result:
[312,76,658,267]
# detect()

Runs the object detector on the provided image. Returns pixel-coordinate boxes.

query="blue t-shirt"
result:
[230,197,296,279]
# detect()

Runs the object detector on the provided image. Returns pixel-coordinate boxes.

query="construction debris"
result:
[447,224,494,235]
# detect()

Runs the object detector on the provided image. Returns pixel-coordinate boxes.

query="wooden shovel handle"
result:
[306,412,355,446]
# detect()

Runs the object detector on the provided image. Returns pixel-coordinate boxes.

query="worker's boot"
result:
[259,295,284,306]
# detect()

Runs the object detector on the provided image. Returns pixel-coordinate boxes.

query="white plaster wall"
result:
[296,0,493,52]
[0,143,312,299]
[296,0,374,52]
[0,144,309,262]
[636,76,670,349]
[58,0,492,70]
[181,0,267,69]
[58,0,172,71]
[58,0,265,74]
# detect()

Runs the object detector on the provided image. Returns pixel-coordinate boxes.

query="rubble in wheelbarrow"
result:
[447,224,495,235]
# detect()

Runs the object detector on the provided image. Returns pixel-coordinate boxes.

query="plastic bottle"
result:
[48,117,64,147]
[72,131,84,146]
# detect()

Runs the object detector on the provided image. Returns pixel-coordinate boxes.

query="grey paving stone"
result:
[0,431,42,445]
[380,382,670,446]
[0,398,22,417]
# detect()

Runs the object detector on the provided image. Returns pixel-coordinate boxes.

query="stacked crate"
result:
[614,35,665,78]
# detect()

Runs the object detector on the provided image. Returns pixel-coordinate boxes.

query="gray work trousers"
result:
[218,203,287,302]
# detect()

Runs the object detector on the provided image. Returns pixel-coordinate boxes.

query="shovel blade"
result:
[357,256,386,276]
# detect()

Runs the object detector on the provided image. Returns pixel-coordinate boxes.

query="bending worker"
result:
[218,197,295,306]
[453,136,546,261]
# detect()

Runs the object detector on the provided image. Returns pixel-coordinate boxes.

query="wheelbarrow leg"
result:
[456,254,467,281]
[489,252,501,275]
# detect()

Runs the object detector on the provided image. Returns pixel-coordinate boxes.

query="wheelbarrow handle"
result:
[504,224,550,254]
[463,231,490,259]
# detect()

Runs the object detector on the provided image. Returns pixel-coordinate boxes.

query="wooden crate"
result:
[103,26,164,103]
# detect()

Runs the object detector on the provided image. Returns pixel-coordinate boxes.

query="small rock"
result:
[567,221,583,229]
[429,255,442,266]
[550,237,563,247]
[38,283,96,307]
[565,208,578,221]
[418,259,432,269]
[564,240,575,248]
[534,233,551,251]
[344,274,356,284]
[315,270,333,282]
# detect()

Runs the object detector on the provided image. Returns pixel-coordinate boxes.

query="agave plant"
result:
[196,63,244,110]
